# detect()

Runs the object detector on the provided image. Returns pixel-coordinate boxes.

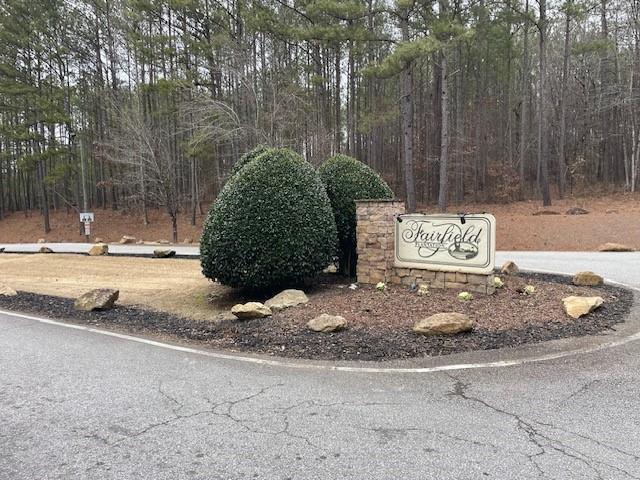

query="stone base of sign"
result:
[355,200,495,295]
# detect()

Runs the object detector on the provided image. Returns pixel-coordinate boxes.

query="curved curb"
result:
[2,273,639,374]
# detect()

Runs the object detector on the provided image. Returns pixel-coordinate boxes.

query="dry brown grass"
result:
[0,254,231,320]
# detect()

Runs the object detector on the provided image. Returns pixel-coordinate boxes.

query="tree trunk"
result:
[519,0,530,200]
[538,0,552,206]
[558,5,571,198]
[400,12,416,213]
[438,52,449,213]
[171,213,178,243]
[455,45,464,204]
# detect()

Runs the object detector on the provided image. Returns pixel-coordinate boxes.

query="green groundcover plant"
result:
[319,154,393,275]
[201,147,337,290]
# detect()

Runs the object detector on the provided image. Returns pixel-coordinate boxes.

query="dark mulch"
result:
[0,272,633,362]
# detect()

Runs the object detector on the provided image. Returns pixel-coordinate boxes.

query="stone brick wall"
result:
[355,200,495,295]
[355,200,404,285]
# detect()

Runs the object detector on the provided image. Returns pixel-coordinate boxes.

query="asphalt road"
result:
[0,242,200,258]
[2,252,640,479]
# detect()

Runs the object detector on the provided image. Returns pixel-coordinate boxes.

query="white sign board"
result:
[80,212,94,223]
[394,214,496,274]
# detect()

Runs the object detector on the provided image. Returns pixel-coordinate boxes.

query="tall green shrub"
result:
[201,148,337,290]
[228,144,269,178]
[319,154,394,275]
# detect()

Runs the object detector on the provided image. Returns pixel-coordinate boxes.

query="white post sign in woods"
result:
[395,214,496,274]
[79,212,94,237]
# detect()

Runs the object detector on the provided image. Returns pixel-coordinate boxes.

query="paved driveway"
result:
[1,252,640,479]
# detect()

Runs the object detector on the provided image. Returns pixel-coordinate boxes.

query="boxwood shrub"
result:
[318,154,394,275]
[201,148,337,290]
[228,144,269,179]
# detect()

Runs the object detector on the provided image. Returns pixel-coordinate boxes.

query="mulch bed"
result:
[0,272,633,361]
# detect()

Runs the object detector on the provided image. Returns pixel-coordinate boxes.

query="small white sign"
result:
[80,212,94,223]
[394,213,496,274]
[83,221,91,235]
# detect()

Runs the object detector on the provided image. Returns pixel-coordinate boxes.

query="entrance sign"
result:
[394,214,496,274]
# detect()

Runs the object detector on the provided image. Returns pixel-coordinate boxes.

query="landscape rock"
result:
[323,264,338,274]
[566,207,589,215]
[157,239,171,245]
[88,244,109,256]
[182,238,193,244]
[153,249,176,259]
[94,238,104,243]
[501,261,520,275]
[37,238,45,243]
[0,285,18,297]
[119,235,136,244]
[532,210,561,216]
[307,314,347,333]
[562,296,604,319]
[0,247,4,253]
[39,247,53,254]
[265,289,309,311]
[231,302,272,320]
[597,242,635,252]
[74,289,119,311]
[572,271,604,287]
[413,312,474,336]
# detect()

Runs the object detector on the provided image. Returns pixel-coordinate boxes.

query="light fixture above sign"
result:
[394,214,496,274]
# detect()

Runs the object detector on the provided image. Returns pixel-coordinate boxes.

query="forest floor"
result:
[0,193,639,250]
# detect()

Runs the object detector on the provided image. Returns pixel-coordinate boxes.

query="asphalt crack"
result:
[445,374,639,479]
[93,383,284,446]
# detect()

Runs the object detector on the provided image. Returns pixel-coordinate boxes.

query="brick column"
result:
[355,200,405,284]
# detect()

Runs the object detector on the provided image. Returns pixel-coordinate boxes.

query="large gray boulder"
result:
[500,261,519,275]
[153,249,176,259]
[566,207,589,215]
[0,285,17,297]
[597,243,635,252]
[88,244,109,256]
[572,271,603,287]
[74,289,119,311]
[307,314,347,333]
[562,296,604,319]
[413,313,474,336]
[231,302,272,320]
[265,289,309,312]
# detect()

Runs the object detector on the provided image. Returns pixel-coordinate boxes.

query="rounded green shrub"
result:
[201,148,337,290]
[228,144,269,178]
[318,154,394,275]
